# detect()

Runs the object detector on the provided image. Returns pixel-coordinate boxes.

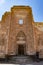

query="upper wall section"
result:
[11,6,34,22]
[0,6,42,28]
[1,12,11,30]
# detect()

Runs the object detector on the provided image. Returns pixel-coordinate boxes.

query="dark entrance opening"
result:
[16,31,26,55]
[18,44,24,55]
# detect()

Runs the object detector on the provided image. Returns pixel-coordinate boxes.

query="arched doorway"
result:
[16,31,26,55]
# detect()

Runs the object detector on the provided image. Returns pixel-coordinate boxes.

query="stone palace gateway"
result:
[0,6,43,59]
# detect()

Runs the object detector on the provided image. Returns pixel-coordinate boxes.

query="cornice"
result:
[11,6,32,13]
[1,12,11,23]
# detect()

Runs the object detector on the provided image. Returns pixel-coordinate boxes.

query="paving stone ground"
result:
[0,55,43,65]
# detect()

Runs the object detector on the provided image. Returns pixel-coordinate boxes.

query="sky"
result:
[0,0,43,22]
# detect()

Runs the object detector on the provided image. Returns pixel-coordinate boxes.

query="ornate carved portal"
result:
[16,31,26,55]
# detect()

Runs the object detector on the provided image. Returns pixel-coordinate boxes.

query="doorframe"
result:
[17,44,26,55]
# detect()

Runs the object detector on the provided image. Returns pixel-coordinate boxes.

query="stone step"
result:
[8,56,33,63]
[11,56,28,59]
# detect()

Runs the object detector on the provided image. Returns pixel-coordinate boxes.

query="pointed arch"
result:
[16,31,26,41]
[16,31,26,37]
[16,31,26,55]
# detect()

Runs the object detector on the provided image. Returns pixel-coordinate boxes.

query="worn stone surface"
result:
[0,6,43,58]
